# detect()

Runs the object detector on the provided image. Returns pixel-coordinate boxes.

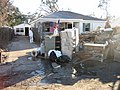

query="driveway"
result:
[0,36,45,89]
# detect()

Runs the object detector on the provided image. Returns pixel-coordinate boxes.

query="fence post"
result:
[0,49,2,63]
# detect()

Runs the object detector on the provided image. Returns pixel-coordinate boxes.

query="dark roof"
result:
[43,11,105,21]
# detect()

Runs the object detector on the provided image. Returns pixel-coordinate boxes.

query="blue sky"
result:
[13,0,120,18]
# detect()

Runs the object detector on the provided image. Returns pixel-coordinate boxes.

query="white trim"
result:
[30,18,83,24]
[30,17,106,35]
[81,20,106,23]
[30,17,106,24]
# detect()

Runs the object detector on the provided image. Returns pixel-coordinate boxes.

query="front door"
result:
[25,27,29,36]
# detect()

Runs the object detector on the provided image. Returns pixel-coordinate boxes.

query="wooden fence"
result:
[31,28,41,45]
[0,27,14,48]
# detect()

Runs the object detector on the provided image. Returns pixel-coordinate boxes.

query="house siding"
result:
[92,22,105,30]
[79,21,105,33]
[30,19,105,34]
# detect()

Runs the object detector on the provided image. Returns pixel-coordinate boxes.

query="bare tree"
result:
[40,0,59,14]
[98,0,110,19]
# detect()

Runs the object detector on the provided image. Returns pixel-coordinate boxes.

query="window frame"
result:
[83,23,90,32]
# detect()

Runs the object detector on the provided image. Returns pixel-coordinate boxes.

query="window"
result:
[16,28,19,32]
[21,30,24,32]
[83,23,90,32]
[20,28,24,32]
[16,28,24,32]
[44,22,50,32]
[68,23,72,29]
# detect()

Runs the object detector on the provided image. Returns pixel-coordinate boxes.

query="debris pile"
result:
[76,27,120,64]
[107,27,120,62]
[72,28,114,73]
[0,49,8,63]
[31,27,120,78]
[79,31,97,43]
[84,42,109,62]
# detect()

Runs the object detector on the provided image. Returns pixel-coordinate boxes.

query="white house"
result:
[14,23,31,36]
[30,11,106,34]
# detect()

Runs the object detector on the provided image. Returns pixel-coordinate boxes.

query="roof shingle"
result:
[43,11,105,21]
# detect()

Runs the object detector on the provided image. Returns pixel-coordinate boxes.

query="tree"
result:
[25,12,39,23]
[0,0,27,27]
[98,0,110,20]
[40,0,59,14]
[27,0,59,22]
[0,0,10,26]
[7,7,27,27]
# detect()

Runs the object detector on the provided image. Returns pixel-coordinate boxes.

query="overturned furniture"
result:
[83,41,109,62]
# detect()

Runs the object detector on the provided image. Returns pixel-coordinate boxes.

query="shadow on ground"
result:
[0,54,120,90]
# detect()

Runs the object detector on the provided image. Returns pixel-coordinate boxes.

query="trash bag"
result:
[57,55,70,63]
[49,51,57,62]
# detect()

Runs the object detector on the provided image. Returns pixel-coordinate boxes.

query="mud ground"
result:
[0,36,120,90]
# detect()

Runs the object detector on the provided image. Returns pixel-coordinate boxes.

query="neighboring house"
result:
[14,23,31,36]
[30,11,106,34]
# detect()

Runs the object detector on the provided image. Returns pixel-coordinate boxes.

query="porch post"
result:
[80,22,83,34]
[72,22,73,28]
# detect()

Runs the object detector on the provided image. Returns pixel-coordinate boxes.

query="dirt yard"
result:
[0,36,120,90]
